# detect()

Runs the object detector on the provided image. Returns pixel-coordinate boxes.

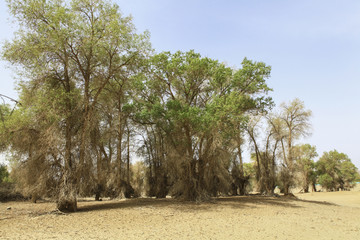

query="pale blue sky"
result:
[1,0,360,168]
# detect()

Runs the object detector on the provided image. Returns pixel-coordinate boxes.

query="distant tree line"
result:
[0,0,359,211]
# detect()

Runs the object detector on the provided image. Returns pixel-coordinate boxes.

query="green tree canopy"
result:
[316,150,359,190]
[132,50,273,200]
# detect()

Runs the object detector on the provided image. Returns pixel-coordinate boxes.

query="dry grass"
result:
[1,191,360,239]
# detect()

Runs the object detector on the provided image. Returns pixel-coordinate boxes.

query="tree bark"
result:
[312,182,317,192]
[127,126,130,184]
[237,144,244,178]
[117,97,123,186]
[57,62,77,212]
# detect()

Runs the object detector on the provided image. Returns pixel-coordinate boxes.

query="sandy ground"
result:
[1,191,360,240]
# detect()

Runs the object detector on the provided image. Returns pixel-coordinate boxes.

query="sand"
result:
[1,191,360,240]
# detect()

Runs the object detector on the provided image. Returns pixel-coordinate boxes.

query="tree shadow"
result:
[293,198,337,206]
[77,198,177,212]
[214,195,337,209]
[76,194,337,213]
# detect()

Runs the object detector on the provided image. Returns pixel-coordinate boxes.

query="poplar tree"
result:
[2,0,149,211]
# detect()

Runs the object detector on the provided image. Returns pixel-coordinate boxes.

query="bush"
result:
[0,182,26,202]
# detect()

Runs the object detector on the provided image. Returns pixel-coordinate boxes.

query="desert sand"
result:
[1,191,360,240]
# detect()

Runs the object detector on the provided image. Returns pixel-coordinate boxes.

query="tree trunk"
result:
[79,76,90,176]
[248,131,262,189]
[95,192,101,201]
[237,144,244,178]
[312,182,317,192]
[127,127,130,185]
[57,170,77,212]
[57,194,77,212]
[57,60,77,212]
[303,177,309,193]
[183,126,199,201]
[239,176,249,196]
[117,98,123,186]
[31,194,38,203]
[284,183,290,195]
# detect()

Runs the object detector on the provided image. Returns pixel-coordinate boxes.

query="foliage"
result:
[132,50,272,200]
[0,164,10,183]
[2,0,150,211]
[318,174,334,190]
[316,150,359,190]
[3,0,356,206]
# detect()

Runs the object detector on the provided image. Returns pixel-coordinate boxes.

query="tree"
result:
[2,0,149,211]
[277,98,312,195]
[133,51,272,200]
[245,115,279,195]
[2,0,275,204]
[293,144,317,192]
[317,150,359,191]
[339,160,359,189]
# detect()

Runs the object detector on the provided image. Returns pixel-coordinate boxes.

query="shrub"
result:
[0,182,26,202]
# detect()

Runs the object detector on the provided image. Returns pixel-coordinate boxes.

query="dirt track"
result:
[1,192,360,239]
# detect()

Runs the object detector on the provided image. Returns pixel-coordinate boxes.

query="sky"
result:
[1,0,360,168]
